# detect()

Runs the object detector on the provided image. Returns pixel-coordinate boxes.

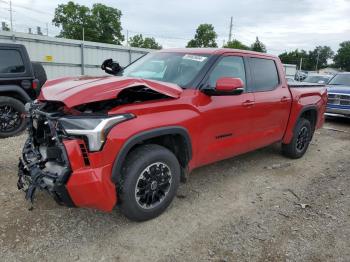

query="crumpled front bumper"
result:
[18,105,117,212]
[18,137,75,207]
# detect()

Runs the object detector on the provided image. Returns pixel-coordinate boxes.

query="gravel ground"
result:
[0,117,349,262]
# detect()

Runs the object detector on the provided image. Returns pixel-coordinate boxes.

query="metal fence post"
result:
[128,49,132,64]
[81,43,85,75]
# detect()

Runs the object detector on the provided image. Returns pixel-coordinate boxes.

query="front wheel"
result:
[118,144,181,221]
[0,97,26,138]
[282,118,312,159]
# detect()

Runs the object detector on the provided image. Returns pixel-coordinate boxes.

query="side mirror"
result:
[202,77,244,96]
[101,59,123,75]
[216,77,244,92]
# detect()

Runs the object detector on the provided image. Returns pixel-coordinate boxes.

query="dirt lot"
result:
[0,117,349,262]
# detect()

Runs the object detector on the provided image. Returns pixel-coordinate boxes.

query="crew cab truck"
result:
[0,43,47,138]
[18,48,327,221]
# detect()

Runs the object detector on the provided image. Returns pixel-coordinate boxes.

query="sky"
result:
[1,0,350,55]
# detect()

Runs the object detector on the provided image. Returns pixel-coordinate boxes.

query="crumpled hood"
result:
[38,76,183,108]
[327,85,350,94]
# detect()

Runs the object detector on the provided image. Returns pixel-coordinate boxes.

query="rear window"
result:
[0,50,25,74]
[250,58,279,92]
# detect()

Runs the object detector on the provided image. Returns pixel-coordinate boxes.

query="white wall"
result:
[0,31,151,79]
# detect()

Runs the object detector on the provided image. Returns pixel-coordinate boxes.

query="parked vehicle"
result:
[18,48,327,221]
[286,76,298,84]
[295,70,308,81]
[303,73,332,84]
[326,72,350,117]
[0,43,47,138]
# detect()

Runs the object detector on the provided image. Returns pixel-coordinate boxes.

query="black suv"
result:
[0,43,47,138]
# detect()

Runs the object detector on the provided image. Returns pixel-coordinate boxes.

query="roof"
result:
[157,48,278,58]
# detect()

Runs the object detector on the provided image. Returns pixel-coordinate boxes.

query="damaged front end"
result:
[18,102,74,206]
[18,101,133,210]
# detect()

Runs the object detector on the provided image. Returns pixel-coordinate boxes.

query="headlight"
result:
[59,114,134,151]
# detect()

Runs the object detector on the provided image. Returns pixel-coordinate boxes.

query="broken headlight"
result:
[59,114,134,151]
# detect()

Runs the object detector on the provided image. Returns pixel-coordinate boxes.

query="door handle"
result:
[280,96,289,102]
[242,100,254,107]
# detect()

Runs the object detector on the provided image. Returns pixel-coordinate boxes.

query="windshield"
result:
[303,75,330,83]
[121,52,210,87]
[328,74,350,86]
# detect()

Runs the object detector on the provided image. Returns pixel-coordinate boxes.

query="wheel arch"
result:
[111,126,192,184]
[0,85,32,103]
[297,105,318,133]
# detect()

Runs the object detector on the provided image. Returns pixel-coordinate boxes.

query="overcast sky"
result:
[1,0,350,54]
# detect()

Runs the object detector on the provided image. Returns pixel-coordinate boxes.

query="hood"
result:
[327,85,350,94]
[38,76,183,108]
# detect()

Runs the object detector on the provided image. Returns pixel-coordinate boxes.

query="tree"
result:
[308,46,334,70]
[250,37,266,53]
[224,39,250,50]
[279,46,334,71]
[129,34,162,50]
[334,41,350,71]
[279,49,309,69]
[1,22,10,31]
[53,1,124,45]
[187,24,218,48]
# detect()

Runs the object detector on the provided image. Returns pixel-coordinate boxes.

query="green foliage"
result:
[129,34,162,50]
[187,24,218,48]
[224,39,250,50]
[251,37,266,53]
[279,46,334,70]
[308,46,334,70]
[53,1,124,45]
[334,41,350,71]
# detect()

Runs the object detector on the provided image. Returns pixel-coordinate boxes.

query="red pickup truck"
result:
[18,48,327,221]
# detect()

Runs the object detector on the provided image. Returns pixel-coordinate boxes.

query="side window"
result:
[0,50,25,74]
[250,58,279,92]
[207,56,246,88]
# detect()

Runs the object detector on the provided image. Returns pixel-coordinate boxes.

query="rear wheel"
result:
[282,118,312,159]
[0,97,26,138]
[118,144,180,221]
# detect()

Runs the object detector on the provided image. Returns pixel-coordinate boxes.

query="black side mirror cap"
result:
[101,59,123,75]
[201,87,244,96]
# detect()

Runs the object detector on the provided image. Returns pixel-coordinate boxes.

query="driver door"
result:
[195,54,256,166]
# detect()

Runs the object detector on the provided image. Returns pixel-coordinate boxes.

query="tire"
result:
[118,144,181,221]
[282,118,312,159]
[31,62,47,91]
[0,96,26,138]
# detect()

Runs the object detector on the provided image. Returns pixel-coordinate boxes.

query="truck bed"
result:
[288,82,325,88]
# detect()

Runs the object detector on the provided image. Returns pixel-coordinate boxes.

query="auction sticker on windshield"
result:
[183,54,207,62]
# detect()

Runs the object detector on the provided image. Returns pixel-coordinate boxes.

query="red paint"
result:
[44,48,326,212]
[38,76,182,108]
[64,139,116,211]
[216,77,244,92]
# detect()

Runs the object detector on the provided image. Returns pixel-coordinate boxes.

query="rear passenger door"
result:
[247,57,292,149]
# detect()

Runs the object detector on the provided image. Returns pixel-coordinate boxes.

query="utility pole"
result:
[315,50,320,72]
[299,58,303,71]
[9,0,13,31]
[228,16,233,43]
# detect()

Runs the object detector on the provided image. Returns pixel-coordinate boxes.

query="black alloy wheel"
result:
[0,97,26,138]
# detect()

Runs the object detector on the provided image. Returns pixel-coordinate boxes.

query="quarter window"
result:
[207,56,246,88]
[250,58,279,91]
[0,50,25,74]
